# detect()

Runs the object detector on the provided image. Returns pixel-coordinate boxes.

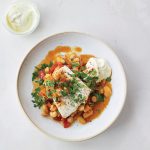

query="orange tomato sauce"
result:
[34,46,111,122]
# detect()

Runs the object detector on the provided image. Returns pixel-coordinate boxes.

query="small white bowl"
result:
[3,1,40,35]
[17,32,127,141]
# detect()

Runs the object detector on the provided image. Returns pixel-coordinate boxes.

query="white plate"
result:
[17,32,127,141]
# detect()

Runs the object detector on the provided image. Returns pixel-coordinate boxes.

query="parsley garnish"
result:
[41,64,49,69]
[61,82,68,87]
[31,87,44,108]
[80,66,86,71]
[32,71,38,81]
[72,62,80,68]
[35,66,40,71]
[35,79,44,85]
[48,61,53,67]
[61,90,68,96]
[89,69,97,76]
[45,80,55,87]
[106,76,111,82]
[46,91,53,98]
[94,93,104,102]
[76,72,87,79]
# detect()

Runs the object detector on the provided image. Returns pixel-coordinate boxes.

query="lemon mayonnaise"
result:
[4,1,40,35]
[86,57,112,82]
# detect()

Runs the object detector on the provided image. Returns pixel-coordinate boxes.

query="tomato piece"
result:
[46,102,51,108]
[46,98,53,103]
[100,80,106,87]
[39,88,46,97]
[49,62,63,73]
[63,119,71,128]
[60,78,67,82]
[49,64,58,73]
[86,97,91,103]
[39,70,45,79]
[54,116,62,121]
[57,62,63,67]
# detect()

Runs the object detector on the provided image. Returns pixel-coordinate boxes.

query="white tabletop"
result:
[0,0,150,149]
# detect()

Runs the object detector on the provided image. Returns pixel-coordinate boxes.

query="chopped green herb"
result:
[61,82,68,87]
[94,93,104,102]
[31,87,44,108]
[72,62,80,68]
[35,66,40,71]
[89,69,97,76]
[61,90,68,96]
[32,71,38,81]
[41,64,49,69]
[106,76,111,82]
[35,79,44,85]
[32,98,44,108]
[76,72,87,79]
[80,66,86,71]
[45,80,55,87]
[48,61,53,67]
[55,97,59,102]
[70,74,76,77]
[35,87,41,93]
[46,91,53,98]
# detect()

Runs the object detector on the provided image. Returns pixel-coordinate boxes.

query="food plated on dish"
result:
[31,46,112,128]
[17,32,127,140]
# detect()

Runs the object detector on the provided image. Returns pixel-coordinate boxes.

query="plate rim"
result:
[16,31,127,141]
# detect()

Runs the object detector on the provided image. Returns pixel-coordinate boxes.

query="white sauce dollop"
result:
[5,1,40,34]
[86,57,112,82]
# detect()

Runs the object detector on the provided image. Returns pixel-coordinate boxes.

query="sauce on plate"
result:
[33,46,111,123]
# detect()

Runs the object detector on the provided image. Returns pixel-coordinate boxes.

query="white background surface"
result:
[0,0,150,150]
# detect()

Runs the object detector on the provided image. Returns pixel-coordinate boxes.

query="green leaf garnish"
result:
[48,61,53,67]
[35,66,40,71]
[106,76,111,82]
[94,93,104,102]
[32,71,38,81]
[61,90,68,96]
[31,87,44,108]
[35,79,44,85]
[46,91,53,98]
[72,62,80,68]
[35,87,41,93]
[80,66,86,71]
[45,80,55,87]
[41,64,49,69]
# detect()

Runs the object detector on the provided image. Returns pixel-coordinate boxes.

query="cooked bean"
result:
[50,111,58,118]
[83,110,93,119]
[44,74,50,79]
[78,105,85,111]
[56,56,65,64]
[70,53,76,59]
[67,117,73,123]
[77,116,86,124]
[91,96,97,102]
[84,104,91,112]
[50,104,57,111]
[73,57,79,62]
[41,104,49,116]
[99,88,104,94]
[104,86,112,98]
[45,67,49,73]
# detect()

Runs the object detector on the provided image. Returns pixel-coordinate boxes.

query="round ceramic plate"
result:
[17,32,127,141]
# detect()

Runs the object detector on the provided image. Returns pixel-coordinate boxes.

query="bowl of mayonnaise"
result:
[3,0,40,35]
